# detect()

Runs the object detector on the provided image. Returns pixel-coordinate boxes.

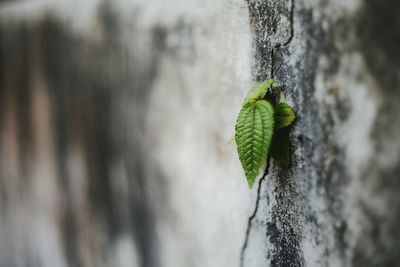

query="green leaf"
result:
[270,131,291,168]
[235,100,274,187]
[244,79,279,105]
[275,102,296,129]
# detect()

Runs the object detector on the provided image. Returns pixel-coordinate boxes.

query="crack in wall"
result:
[239,157,271,267]
[240,0,295,266]
[270,0,295,79]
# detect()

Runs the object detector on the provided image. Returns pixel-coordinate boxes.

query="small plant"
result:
[235,80,296,187]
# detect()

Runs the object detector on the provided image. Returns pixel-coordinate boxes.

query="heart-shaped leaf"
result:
[235,100,274,187]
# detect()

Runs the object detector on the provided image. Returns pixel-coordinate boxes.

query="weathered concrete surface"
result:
[243,0,400,266]
[0,0,400,267]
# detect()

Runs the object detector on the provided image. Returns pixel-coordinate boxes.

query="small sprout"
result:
[234,80,296,187]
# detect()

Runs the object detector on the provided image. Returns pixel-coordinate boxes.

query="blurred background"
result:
[0,0,400,267]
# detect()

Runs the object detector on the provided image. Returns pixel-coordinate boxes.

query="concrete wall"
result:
[0,0,399,267]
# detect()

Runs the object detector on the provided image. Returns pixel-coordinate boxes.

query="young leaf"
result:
[270,130,291,168]
[244,79,279,104]
[275,102,296,129]
[235,100,274,187]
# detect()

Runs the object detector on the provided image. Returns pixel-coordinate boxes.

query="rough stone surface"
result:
[0,0,399,267]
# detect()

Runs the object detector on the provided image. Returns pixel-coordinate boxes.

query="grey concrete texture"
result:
[0,0,399,267]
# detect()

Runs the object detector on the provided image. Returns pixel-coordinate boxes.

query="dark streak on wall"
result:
[0,2,166,267]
